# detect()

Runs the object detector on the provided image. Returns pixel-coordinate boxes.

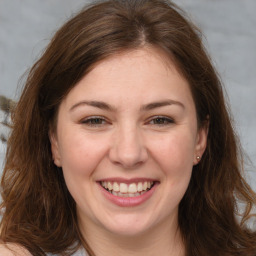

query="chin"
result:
[99,213,156,237]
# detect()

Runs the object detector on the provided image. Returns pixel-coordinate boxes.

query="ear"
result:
[193,121,209,165]
[49,130,62,167]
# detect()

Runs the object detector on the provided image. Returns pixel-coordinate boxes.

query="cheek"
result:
[151,130,195,165]
[149,131,195,210]
[148,129,196,178]
[59,133,110,209]
[59,132,109,178]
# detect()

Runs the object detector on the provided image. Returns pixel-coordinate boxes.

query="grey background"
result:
[0,0,256,189]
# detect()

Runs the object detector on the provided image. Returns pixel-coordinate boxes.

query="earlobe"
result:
[193,122,209,165]
[49,131,62,167]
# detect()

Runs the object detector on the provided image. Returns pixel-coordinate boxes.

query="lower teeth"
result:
[110,190,148,197]
[100,182,155,197]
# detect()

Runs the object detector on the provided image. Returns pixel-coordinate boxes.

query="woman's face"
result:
[50,48,207,237]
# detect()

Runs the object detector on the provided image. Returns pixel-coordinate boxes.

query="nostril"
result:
[108,127,149,168]
[109,145,148,169]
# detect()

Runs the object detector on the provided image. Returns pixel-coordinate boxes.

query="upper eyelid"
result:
[147,115,174,121]
[80,116,108,123]
[81,115,106,120]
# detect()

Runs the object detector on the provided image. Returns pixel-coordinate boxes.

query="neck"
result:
[79,215,185,256]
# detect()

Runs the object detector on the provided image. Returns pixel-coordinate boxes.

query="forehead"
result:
[90,47,178,81]
[61,47,194,110]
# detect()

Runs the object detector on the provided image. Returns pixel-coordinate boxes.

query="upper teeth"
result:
[101,181,153,193]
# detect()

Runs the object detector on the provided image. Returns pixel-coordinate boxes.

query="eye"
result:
[81,116,108,127]
[148,116,174,126]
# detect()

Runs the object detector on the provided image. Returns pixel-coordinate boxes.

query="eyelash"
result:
[147,116,174,126]
[80,116,174,127]
[81,116,107,127]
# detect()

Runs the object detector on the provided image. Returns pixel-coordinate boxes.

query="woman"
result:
[0,0,255,255]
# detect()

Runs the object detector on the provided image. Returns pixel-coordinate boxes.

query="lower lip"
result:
[98,183,158,207]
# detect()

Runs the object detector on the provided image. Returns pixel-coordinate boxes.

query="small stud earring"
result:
[196,156,200,160]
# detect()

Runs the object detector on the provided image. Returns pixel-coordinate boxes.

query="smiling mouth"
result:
[100,181,155,198]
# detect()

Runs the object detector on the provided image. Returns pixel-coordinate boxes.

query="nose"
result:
[109,125,148,169]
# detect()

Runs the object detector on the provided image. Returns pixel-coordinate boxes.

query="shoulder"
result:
[0,243,32,256]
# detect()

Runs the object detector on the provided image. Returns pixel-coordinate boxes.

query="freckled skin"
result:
[50,48,207,245]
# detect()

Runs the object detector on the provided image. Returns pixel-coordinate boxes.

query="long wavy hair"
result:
[1,0,255,255]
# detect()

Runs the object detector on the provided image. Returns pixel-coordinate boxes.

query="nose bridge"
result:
[109,121,148,168]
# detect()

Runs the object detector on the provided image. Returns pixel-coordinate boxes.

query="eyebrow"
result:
[69,100,116,112]
[140,99,184,111]
[69,99,184,112]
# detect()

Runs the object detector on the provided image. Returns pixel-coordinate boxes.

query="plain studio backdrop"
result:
[0,0,256,192]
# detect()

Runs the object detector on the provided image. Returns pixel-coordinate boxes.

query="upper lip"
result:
[97,177,158,184]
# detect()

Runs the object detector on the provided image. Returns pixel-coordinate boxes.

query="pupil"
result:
[156,118,164,124]
[93,118,101,124]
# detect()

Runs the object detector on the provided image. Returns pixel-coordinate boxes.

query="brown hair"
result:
[1,0,255,255]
